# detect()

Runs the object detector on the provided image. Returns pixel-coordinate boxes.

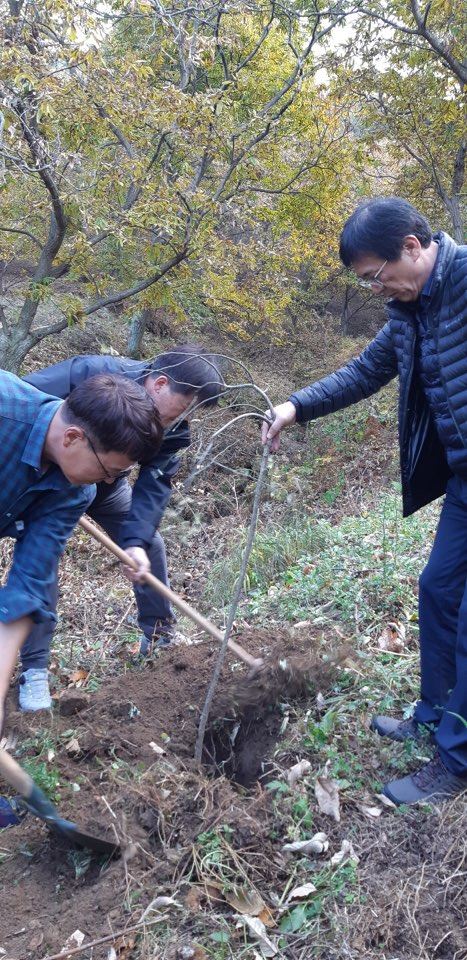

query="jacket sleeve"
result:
[23,358,75,398]
[289,322,398,422]
[118,423,191,549]
[118,453,182,549]
[23,356,135,397]
[0,483,95,625]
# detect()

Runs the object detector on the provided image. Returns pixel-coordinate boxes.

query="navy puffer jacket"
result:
[290,232,467,516]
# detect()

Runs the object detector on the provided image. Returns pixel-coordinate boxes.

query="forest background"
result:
[0,0,465,371]
[0,3,466,959]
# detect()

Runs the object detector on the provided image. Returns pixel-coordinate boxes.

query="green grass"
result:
[210,490,439,634]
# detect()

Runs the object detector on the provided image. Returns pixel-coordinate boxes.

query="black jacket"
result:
[290,233,467,516]
[24,356,190,548]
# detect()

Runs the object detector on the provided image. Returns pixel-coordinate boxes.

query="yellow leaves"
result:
[59,294,85,326]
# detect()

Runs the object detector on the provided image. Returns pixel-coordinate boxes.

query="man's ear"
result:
[62,425,86,448]
[147,374,169,397]
[402,235,422,260]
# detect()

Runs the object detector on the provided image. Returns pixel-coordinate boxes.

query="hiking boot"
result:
[139,623,174,656]
[370,715,428,742]
[139,635,152,656]
[383,753,467,805]
[19,669,52,711]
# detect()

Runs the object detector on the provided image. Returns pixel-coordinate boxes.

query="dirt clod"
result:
[57,690,91,715]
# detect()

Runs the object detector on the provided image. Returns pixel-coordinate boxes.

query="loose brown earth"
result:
[1,321,466,958]
[0,627,340,959]
[2,627,466,960]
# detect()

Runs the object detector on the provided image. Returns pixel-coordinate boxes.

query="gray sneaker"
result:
[370,715,428,742]
[19,669,52,711]
[383,753,467,805]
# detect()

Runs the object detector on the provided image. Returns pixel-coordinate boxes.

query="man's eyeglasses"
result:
[84,433,128,481]
[356,260,388,290]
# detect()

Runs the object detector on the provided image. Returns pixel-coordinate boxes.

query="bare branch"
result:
[0,226,42,249]
[82,247,189,316]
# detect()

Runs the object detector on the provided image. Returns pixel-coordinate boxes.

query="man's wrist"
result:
[287,396,303,422]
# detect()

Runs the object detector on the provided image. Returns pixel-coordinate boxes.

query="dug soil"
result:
[0,626,339,959]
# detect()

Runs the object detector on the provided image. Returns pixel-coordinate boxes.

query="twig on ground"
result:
[38,916,165,960]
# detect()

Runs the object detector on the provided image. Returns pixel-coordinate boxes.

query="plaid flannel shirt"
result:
[0,372,94,624]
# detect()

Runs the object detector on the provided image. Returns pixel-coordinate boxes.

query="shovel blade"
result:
[47,816,120,856]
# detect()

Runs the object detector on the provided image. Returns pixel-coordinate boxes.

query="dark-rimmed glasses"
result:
[84,433,129,481]
[356,259,388,289]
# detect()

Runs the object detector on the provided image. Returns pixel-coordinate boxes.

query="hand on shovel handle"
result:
[78,517,264,674]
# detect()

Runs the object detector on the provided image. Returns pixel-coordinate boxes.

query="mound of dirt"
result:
[0,625,339,958]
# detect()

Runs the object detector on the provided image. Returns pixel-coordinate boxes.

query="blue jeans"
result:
[21,479,173,671]
[414,474,467,775]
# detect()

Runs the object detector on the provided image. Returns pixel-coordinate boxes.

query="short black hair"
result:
[63,374,163,463]
[149,343,224,406]
[339,197,433,267]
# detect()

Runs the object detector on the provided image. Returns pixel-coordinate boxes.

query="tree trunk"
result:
[127,308,151,358]
[0,329,35,374]
[447,138,465,243]
[446,195,465,244]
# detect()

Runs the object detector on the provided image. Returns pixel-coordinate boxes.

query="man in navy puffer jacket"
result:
[263,197,467,805]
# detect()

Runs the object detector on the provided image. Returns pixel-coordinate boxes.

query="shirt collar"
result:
[21,398,62,471]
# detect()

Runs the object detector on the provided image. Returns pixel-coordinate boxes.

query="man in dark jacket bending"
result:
[21,344,223,711]
[262,197,467,805]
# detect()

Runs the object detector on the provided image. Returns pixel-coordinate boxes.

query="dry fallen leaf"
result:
[140,896,181,920]
[257,906,275,928]
[377,622,406,652]
[0,734,17,751]
[175,946,207,960]
[282,832,329,855]
[357,803,383,819]
[62,930,85,952]
[316,691,326,712]
[184,886,204,913]
[286,882,317,903]
[287,759,311,789]
[377,793,397,809]
[315,775,341,822]
[66,737,82,757]
[236,915,278,957]
[68,668,89,686]
[113,934,136,959]
[224,886,266,917]
[330,840,360,867]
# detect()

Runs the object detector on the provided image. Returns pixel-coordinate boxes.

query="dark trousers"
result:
[414,474,467,775]
[21,479,172,671]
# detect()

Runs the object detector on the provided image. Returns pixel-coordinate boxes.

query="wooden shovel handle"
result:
[78,517,262,671]
[0,747,34,798]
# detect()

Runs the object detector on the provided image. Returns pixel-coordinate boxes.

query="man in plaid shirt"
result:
[0,370,162,736]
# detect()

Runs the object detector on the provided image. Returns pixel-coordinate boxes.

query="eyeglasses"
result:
[84,433,128,481]
[356,260,388,289]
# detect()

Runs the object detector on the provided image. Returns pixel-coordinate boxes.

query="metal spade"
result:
[0,747,119,855]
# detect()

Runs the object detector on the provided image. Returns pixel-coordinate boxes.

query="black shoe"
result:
[383,753,467,805]
[370,715,428,742]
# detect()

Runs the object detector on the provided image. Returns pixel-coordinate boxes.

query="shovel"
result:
[0,747,119,855]
[78,516,264,673]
